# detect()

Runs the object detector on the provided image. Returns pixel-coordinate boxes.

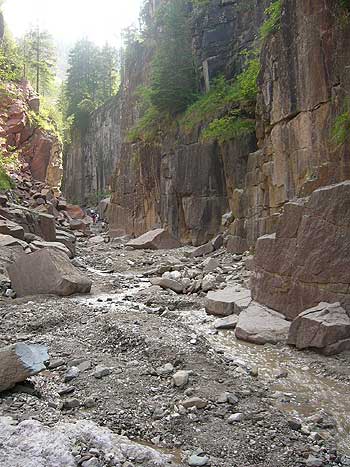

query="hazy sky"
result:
[3,0,143,46]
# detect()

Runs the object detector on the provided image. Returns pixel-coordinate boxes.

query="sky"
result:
[2,0,144,47]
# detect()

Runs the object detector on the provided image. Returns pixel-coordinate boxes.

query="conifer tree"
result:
[150,0,197,115]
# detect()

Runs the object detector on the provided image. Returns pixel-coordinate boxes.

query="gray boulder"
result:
[205,287,251,316]
[0,343,48,392]
[235,302,290,344]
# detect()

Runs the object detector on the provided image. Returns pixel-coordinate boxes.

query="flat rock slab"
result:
[0,343,48,392]
[150,277,183,294]
[288,302,350,355]
[214,314,239,330]
[127,228,181,250]
[31,240,72,258]
[205,287,252,316]
[7,248,92,297]
[235,302,290,345]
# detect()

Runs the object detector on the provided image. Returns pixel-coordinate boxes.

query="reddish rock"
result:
[7,248,92,297]
[205,287,252,317]
[127,229,181,250]
[288,302,350,355]
[251,182,350,319]
[226,235,249,255]
[65,204,85,219]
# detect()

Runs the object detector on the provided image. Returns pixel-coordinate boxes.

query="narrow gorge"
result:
[1,1,350,467]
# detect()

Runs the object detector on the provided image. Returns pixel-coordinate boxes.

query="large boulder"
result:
[205,287,251,316]
[235,302,290,345]
[7,248,92,297]
[251,182,350,319]
[0,343,48,392]
[0,218,25,240]
[288,302,350,355]
[127,228,181,250]
[0,205,56,242]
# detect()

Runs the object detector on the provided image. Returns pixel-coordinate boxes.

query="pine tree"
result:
[150,0,197,115]
[20,28,56,95]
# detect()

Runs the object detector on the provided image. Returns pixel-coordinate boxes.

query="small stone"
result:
[78,360,92,372]
[48,359,65,370]
[82,458,101,467]
[64,366,80,382]
[288,418,302,431]
[275,368,288,379]
[173,370,190,388]
[228,413,244,423]
[62,398,80,409]
[84,396,97,408]
[188,455,210,466]
[157,363,174,376]
[94,366,112,379]
[305,456,324,467]
[180,397,207,409]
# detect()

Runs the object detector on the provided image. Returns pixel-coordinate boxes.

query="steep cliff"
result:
[64,0,350,248]
[63,95,121,205]
[96,0,268,244]
[234,0,350,247]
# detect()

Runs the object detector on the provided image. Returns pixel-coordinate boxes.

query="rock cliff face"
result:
[234,0,350,247]
[64,0,350,248]
[0,80,63,192]
[107,0,268,244]
[63,96,121,205]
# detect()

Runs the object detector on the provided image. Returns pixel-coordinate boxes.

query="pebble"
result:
[173,370,190,388]
[82,458,101,467]
[157,363,174,376]
[228,413,244,423]
[48,359,66,370]
[64,366,80,382]
[180,397,207,409]
[62,398,80,409]
[305,456,324,467]
[288,418,302,431]
[188,455,210,466]
[94,366,112,379]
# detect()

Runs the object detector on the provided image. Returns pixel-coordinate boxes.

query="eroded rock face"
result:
[233,0,350,247]
[251,182,350,320]
[7,248,92,297]
[0,81,63,192]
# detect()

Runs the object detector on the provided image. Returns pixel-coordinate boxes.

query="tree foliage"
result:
[63,39,119,130]
[150,0,197,115]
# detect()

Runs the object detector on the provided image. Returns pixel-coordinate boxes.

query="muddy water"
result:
[206,326,350,454]
[74,271,350,456]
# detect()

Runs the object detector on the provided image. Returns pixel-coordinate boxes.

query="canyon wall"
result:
[63,96,121,205]
[233,0,350,247]
[64,0,350,248]
[108,0,268,244]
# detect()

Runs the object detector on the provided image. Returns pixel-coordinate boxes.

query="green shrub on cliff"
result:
[180,52,259,142]
[331,110,350,146]
[201,114,256,143]
[260,0,282,40]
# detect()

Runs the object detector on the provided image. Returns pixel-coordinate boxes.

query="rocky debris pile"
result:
[251,182,350,320]
[288,302,350,355]
[0,343,48,392]
[7,248,92,297]
[0,418,173,467]
[0,166,94,298]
